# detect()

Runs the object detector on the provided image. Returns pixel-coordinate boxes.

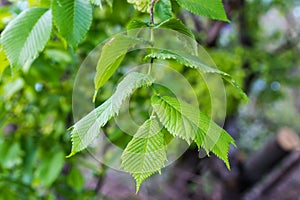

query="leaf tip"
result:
[135,181,142,193]
[225,161,231,170]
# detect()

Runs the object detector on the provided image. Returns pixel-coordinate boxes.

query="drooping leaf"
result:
[151,95,235,169]
[151,95,198,144]
[195,119,236,170]
[52,0,92,48]
[154,0,173,21]
[68,72,155,157]
[127,0,151,13]
[94,35,150,93]
[156,18,194,39]
[145,50,248,101]
[0,8,52,69]
[121,118,167,192]
[175,0,229,22]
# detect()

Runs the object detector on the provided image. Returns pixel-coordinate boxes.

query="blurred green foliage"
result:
[0,0,300,198]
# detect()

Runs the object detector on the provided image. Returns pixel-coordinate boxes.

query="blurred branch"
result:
[241,128,300,188]
[243,151,300,200]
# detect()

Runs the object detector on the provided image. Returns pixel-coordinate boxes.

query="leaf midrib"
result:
[19,9,50,63]
[155,96,200,137]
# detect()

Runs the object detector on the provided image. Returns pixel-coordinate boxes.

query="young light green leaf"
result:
[0,8,52,69]
[145,50,248,101]
[175,0,229,22]
[68,72,155,157]
[151,95,235,169]
[154,0,173,21]
[52,0,92,48]
[156,18,194,39]
[127,0,151,13]
[94,35,150,93]
[121,118,167,192]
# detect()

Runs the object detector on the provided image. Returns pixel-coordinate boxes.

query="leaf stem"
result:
[148,28,155,75]
[148,0,156,74]
[150,0,157,25]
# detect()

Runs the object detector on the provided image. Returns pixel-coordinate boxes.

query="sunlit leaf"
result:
[1,8,52,69]
[151,95,235,169]
[68,72,155,156]
[52,0,93,48]
[175,0,229,22]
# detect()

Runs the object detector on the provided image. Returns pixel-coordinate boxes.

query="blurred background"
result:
[1,0,300,199]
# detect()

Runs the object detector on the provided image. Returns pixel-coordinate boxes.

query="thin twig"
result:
[150,0,157,25]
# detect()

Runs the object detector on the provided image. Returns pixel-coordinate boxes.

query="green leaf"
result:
[121,118,167,192]
[175,0,229,22]
[154,0,173,21]
[151,95,235,169]
[94,35,149,93]
[68,72,155,157]
[145,50,248,101]
[67,167,84,191]
[156,18,194,39]
[127,19,149,30]
[35,148,65,187]
[195,120,236,170]
[0,139,23,169]
[0,48,9,78]
[151,95,197,144]
[52,0,92,48]
[0,8,52,69]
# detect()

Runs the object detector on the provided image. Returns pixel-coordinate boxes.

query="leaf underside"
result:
[151,95,235,169]
[121,118,167,192]
[145,50,248,101]
[68,72,155,156]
